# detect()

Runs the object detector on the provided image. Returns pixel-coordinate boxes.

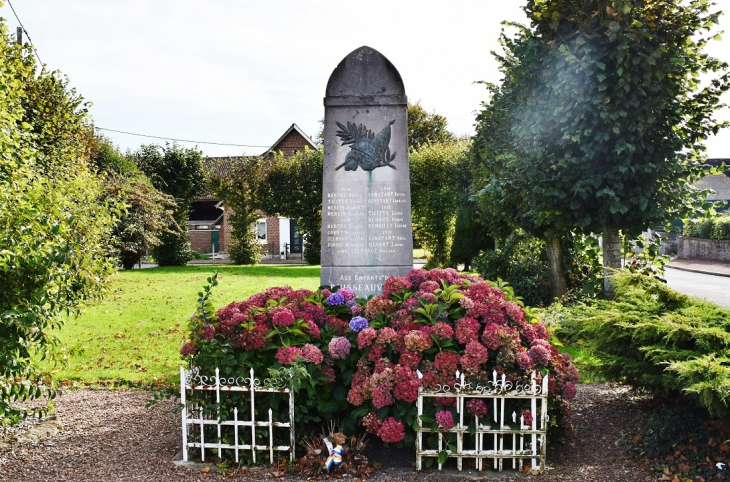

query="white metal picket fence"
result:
[416,370,548,472]
[180,366,295,464]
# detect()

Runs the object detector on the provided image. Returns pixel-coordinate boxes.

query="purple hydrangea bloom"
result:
[348,316,369,332]
[326,292,345,306]
[329,336,351,359]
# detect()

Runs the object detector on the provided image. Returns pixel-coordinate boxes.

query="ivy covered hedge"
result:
[556,272,730,418]
[683,215,730,241]
[182,268,578,453]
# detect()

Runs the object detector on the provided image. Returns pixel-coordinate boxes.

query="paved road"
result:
[664,267,730,307]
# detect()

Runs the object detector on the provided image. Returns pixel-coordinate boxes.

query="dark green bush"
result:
[473,233,550,307]
[563,272,730,417]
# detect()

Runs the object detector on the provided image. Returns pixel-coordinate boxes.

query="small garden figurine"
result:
[323,432,346,472]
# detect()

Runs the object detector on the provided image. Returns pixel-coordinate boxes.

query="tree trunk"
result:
[545,235,568,301]
[603,225,622,299]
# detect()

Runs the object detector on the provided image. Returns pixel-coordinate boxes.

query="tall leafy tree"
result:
[133,143,206,266]
[474,0,729,298]
[207,156,264,265]
[407,102,455,150]
[410,140,471,267]
[89,135,181,269]
[255,147,324,265]
[0,22,116,424]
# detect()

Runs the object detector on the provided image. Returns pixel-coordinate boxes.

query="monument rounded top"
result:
[325,46,405,101]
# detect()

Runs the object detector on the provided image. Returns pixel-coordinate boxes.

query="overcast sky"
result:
[1,1,728,158]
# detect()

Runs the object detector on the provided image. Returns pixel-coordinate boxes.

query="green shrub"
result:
[710,216,730,241]
[473,233,550,306]
[564,272,730,417]
[684,215,730,241]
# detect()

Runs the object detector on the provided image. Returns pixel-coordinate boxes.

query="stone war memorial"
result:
[320,46,414,297]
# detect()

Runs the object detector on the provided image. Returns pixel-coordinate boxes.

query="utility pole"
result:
[16,26,22,45]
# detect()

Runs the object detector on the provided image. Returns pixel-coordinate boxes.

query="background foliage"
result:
[207,156,264,265]
[256,148,324,265]
[684,214,730,241]
[133,143,206,266]
[410,140,471,267]
[0,26,116,424]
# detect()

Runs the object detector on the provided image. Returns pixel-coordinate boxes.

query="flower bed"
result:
[181,269,578,459]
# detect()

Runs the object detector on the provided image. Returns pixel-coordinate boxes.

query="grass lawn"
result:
[45,265,320,386]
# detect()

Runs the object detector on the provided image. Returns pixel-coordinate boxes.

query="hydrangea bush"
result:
[182,268,578,451]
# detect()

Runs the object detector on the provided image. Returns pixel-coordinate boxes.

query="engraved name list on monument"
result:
[320,46,413,297]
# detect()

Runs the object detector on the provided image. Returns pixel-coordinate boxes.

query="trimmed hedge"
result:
[556,272,730,417]
[683,215,730,241]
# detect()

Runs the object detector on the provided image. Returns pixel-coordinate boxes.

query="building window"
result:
[196,225,209,230]
[257,219,267,243]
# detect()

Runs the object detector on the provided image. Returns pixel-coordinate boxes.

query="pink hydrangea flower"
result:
[433,397,456,408]
[357,327,378,349]
[434,352,460,375]
[432,322,454,341]
[459,296,475,311]
[455,317,480,345]
[318,365,336,384]
[377,417,405,443]
[419,280,440,293]
[370,369,395,408]
[365,296,396,319]
[521,409,534,426]
[404,330,432,352]
[528,344,551,366]
[466,399,489,418]
[329,337,351,359]
[435,410,455,430]
[376,327,398,345]
[464,340,489,364]
[180,341,198,357]
[199,325,215,341]
[361,412,381,434]
[398,351,422,370]
[338,287,356,302]
[383,275,412,296]
[414,291,438,304]
[275,346,303,365]
[563,381,577,401]
[393,365,420,402]
[271,309,295,327]
[402,297,422,311]
[301,344,324,364]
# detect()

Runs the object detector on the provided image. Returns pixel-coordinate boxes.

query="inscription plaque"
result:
[321,46,413,297]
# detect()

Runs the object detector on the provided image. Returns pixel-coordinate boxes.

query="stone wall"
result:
[678,236,730,262]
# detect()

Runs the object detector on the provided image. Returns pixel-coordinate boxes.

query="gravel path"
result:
[0,384,654,481]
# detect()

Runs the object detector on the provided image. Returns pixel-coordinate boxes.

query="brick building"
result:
[188,123,317,258]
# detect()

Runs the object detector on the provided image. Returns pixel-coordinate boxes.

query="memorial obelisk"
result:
[320,46,413,297]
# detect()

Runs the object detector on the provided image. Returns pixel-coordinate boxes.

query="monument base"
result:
[320,266,412,298]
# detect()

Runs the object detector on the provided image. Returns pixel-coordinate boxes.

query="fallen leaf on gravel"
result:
[522,465,532,473]
[633,435,643,444]
[664,466,671,475]
[679,463,691,472]
[721,443,729,453]
[201,466,210,473]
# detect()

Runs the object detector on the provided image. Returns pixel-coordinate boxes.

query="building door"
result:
[289,220,302,254]
[211,230,219,253]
